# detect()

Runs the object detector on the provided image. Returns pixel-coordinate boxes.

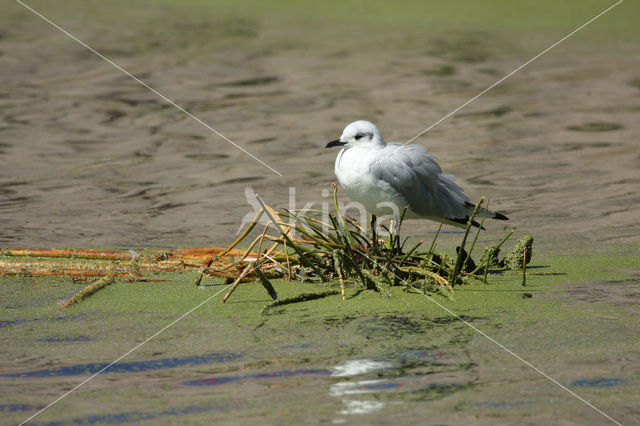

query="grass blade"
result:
[450,198,484,285]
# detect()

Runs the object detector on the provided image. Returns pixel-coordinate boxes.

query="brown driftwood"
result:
[0,246,270,281]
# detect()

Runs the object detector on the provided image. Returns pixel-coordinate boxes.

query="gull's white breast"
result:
[334,146,408,217]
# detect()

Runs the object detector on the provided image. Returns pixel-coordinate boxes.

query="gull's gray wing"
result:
[369,143,470,220]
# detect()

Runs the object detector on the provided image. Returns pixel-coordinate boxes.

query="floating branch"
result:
[61,275,116,308]
[3,248,133,261]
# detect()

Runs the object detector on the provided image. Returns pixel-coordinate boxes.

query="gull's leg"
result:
[370,214,377,247]
[393,216,402,255]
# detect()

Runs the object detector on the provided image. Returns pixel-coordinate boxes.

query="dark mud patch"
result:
[2,352,242,377]
[560,141,612,151]
[0,195,35,209]
[223,90,287,100]
[458,105,512,119]
[103,109,127,124]
[220,176,263,185]
[98,93,164,109]
[421,65,456,76]
[220,76,279,87]
[477,67,502,76]
[0,142,11,154]
[184,153,230,160]
[147,201,188,216]
[567,122,623,132]
[249,137,277,144]
[61,139,106,153]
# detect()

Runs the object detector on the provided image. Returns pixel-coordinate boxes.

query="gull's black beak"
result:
[325,139,346,148]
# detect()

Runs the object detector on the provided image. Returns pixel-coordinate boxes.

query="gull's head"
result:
[326,120,385,149]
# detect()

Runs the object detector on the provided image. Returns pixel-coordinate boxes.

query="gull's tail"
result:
[464,201,509,221]
[435,173,508,229]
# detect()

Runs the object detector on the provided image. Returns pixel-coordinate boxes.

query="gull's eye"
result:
[354,133,364,140]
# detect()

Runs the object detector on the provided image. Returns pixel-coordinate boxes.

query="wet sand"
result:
[1,1,639,253]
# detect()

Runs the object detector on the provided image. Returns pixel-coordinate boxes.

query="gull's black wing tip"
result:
[494,212,509,221]
[463,201,509,221]
[449,216,485,230]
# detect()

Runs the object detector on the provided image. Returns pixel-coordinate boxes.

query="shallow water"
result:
[1,1,640,425]
[1,1,639,253]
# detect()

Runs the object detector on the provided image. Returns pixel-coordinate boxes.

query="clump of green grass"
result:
[215,187,532,307]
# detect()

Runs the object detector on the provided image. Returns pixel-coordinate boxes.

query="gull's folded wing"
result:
[369,143,470,220]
